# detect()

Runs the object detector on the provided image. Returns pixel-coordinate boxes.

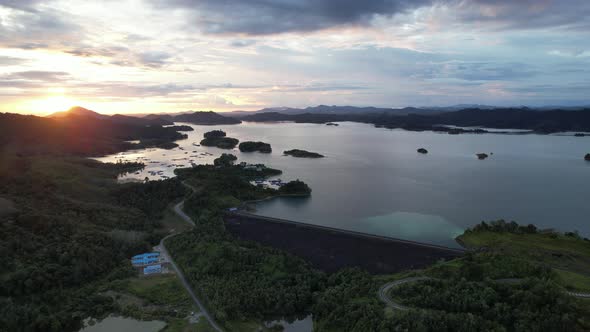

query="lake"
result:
[97,122,590,247]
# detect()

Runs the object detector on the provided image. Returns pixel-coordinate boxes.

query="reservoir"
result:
[97,122,590,247]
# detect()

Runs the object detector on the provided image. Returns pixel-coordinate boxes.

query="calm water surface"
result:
[79,316,166,332]
[97,122,590,247]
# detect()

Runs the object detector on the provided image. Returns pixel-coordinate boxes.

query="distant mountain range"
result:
[41,104,590,134]
[172,111,241,125]
[237,107,590,133]
[224,105,444,117]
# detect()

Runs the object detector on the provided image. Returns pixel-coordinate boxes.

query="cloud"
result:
[0,55,27,65]
[449,0,590,31]
[138,51,173,68]
[149,0,590,36]
[230,39,257,47]
[0,2,86,50]
[4,71,70,81]
[150,0,433,35]
[415,61,538,81]
[0,0,44,10]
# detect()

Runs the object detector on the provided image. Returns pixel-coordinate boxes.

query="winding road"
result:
[158,182,224,332]
[378,277,590,311]
[377,277,432,310]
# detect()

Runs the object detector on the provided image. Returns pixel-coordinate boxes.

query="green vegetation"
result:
[167,165,590,331]
[166,164,318,329]
[0,155,186,331]
[239,141,272,153]
[278,179,312,196]
[103,274,220,331]
[2,113,589,331]
[174,164,283,222]
[213,153,237,167]
[390,254,579,331]
[165,230,322,324]
[200,130,239,149]
[457,220,590,290]
[283,149,324,158]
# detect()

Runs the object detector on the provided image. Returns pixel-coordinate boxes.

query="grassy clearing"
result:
[458,230,590,290]
[555,269,590,292]
[120,275,194,309]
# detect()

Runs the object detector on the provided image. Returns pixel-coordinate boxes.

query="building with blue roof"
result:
[143,264,162,275]
[131,252,160,266]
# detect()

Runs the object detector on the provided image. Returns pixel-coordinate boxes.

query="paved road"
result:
[378,277,590,311]
[159,182,223,332]
[377,277,432,310]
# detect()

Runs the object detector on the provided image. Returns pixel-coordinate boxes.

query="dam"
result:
[224,211,464,274]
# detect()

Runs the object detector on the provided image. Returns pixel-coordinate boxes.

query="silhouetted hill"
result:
[49,106,107,119]
[49,106,173,126]
[144,114,175,122]
[0,112,187,156]
[172,111,241,125]
[241,107,590,133]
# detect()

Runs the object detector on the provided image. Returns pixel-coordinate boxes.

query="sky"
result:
[0,0,589,115]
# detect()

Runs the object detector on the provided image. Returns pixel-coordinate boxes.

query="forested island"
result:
[168,125,194,132]
[238,141,272,153]
[199,130,239,149]
[284,149,324,158]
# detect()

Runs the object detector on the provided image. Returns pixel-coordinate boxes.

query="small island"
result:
[169,125,194,132]
[417,148,428,154]
[239,141,272,153]
[200,130,239,149]
[476,153,489,160]
[585,153,590,161]
[278,179,312,196]
[284,149,325,158]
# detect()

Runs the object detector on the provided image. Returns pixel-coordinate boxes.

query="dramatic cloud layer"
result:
[151,0,434,34]
[0,0,588,114]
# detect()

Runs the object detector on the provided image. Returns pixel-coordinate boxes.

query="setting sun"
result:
[24,95,79,115]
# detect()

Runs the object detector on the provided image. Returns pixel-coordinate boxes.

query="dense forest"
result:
[240,108,590,133]
[0,156,187,331]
